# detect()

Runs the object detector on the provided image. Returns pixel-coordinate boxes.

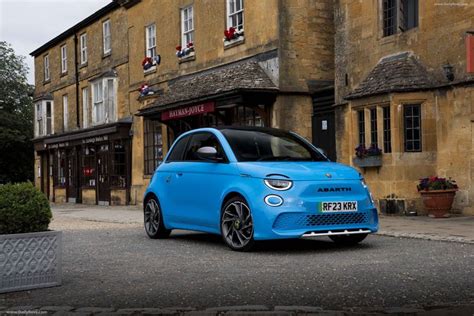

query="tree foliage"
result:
[0,41,34,183]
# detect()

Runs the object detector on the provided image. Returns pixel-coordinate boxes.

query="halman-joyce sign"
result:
[161,102,215,121]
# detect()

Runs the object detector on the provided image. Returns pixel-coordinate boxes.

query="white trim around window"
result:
[62,94,68,131]
[181,6,194,47]
[145,24,156,58]
[43,54,50,81]
[60,45,67,73]
[226,0,244,30]
[35,100,54,137]
[82,87,89,128]
[80,33,87,64]
[103,19,111,55]
[91,77,117,125]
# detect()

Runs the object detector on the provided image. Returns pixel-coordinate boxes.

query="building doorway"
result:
[312,89,337,161]
[97,144,110,205]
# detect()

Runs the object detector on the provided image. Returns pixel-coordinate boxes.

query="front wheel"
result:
[221,197,255,251]
[329,233,368,245]
[144,196,171,239]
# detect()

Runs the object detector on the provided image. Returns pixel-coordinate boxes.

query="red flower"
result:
[142,57,152,66]
[176,45,182,51]
[229,27,235,36]
[187,42,193,48]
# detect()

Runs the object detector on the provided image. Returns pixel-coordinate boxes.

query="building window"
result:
[82,87,89,128]
[383,0,418,37]
[404,104,422,152]
[383,106,392,153]
[181,6,194,47]
[233,105,264,126]
[144,119,163,175]
[44,54,50,81]
[60,45,67,73]
[370,108,378,146]
[62,95,68,131]
[56,150,66,187]
[111,140,127,188]
[103,19,111,55]
[80,33,87,64]
[227,0,244,31]
[357,110,365,146]
[145,24,156,58]
[92,77,116,125]
[35,101,54,137]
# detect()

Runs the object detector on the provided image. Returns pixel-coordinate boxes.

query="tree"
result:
[0,41,34,183]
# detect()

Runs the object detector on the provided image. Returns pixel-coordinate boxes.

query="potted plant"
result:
[417,176,458,218]
[0,182,62,293]
[353,144,382,168]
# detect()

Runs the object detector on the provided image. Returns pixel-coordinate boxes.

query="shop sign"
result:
[161,102,215,121]
[47,142,69,149]
[82,135,109,144]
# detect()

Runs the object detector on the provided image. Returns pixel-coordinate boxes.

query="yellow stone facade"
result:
[334,0,474,214]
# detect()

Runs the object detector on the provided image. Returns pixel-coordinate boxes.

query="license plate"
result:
[319,201,357,212]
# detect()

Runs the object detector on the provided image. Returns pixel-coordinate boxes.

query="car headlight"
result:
[264,179,293,191]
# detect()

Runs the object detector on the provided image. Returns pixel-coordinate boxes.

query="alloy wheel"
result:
[144,198,160,236]
[221,200,254,249]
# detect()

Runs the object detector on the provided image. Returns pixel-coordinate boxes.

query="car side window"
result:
[167,135,191,162]
[183,133,226,162]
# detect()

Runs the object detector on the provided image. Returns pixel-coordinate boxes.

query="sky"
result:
[0,0,110,84]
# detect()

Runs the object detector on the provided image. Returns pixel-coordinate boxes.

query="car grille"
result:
[273,212,369,230]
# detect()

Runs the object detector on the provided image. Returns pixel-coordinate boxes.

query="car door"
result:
[176,132,232,231]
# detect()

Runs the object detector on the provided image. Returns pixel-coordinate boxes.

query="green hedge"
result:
[0,182,52,234]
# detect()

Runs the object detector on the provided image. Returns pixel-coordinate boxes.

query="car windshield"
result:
[221,128,328,162]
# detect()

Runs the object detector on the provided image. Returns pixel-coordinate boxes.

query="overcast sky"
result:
[0,0,110,84]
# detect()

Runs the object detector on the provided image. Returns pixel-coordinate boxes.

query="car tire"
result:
[329,233,368,245]
[144,196,171,239]
[221,196,255,252]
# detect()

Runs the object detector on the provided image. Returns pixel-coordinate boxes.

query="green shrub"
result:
[0,182,52,234]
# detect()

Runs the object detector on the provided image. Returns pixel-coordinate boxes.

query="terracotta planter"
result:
[419,189,457,218]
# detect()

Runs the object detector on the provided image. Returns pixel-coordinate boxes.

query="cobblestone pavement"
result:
[1,205,473,315]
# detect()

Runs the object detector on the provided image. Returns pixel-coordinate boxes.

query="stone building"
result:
[31,0,335,205]
[334,0,474,214]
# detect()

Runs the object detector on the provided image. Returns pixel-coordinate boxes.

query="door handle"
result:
[177,172,183,177]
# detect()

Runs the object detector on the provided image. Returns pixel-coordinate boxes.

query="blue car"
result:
[144,127,378,251]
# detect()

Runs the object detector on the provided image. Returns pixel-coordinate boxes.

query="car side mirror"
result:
[196,146,222,162]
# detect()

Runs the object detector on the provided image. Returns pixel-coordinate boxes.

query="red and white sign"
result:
[161,102,215,121]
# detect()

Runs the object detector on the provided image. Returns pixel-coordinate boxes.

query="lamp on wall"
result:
[442,63,455,81]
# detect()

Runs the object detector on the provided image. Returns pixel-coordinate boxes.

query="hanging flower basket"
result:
[176,42,195,58]
[142,55,161,71]
[138,83,154,97]
[353,144,382,168]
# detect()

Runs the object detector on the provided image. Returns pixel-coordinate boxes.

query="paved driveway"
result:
[1,205,473,311]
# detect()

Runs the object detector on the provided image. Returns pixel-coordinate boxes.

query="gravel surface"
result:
[1,211,473,310]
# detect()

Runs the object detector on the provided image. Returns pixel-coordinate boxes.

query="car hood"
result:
[236,161,361,181]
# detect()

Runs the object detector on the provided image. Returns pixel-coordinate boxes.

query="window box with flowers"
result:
[223,27,244,47]
[142,55,161,74]
[417,177,458,218]
[176,42,195,62]
[353,144,382,168]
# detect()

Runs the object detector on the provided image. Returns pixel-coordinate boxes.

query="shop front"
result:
[33,119,132,205]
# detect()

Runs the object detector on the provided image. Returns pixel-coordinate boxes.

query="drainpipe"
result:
[74,34,80,129]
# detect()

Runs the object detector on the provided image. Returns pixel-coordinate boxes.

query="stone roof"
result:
[144,59,278,111]
[346,52,436,100]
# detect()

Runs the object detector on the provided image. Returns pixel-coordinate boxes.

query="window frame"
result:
[166,134,192,162]
[145,23,157,58]
[102,19,111,55]
[43,54,50,81]
[60,45,67,74]
[382,0,418,37]
[36,103,44,137]
[226,0,244,31]
[357,110,366,146]
[80,33,87,64]
[181,6,194,47]
[369,108,378,147]
[91,77,117,125]
[143,119,163,175]
[82,87,89,128]
[382,106,392,153]
[62,95,68,131]
[403,104,422,152]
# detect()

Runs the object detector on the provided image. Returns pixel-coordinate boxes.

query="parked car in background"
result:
[144,127,378,251]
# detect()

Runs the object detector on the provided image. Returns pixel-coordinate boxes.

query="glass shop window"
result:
[111,141,127,188]
[82,145,96,187]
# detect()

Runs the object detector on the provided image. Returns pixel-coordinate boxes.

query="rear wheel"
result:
[144,196,171,239]
[329,233,368,245]
[221,197,255,251]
